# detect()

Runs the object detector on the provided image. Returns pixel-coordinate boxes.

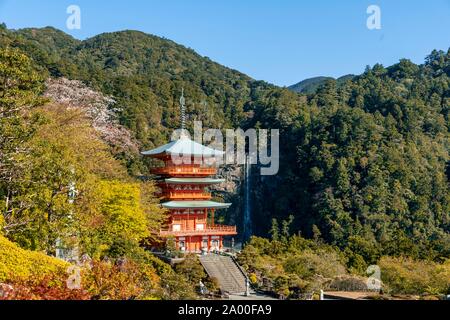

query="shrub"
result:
[174,254,206,286]
[249,273,258,284]
[82,259,159,300]
[379,256,450,295]
[159,272,198,300]
[326,275,369,291]
[0,235,68,282]
[284,249,346,279]
[205,276,220,294]
[0,276,90,300]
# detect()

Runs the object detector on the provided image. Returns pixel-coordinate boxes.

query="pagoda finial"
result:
[180,88,186,131]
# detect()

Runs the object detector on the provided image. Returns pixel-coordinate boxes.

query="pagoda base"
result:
[169,235,226,253]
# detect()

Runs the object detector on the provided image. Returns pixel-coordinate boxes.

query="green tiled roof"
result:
[141,136,224,157]
[161,200,231,209]
[164,178,225,184]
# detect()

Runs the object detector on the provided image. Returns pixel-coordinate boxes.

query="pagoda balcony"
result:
[159,225,237,237]
[165,192,212,200]
[150,166,216,176]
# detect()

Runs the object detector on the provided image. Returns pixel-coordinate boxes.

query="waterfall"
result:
[243,154,253,241]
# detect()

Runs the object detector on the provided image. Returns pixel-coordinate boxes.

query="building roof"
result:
[141,135,224,158]
[164,178,225,184]
[161,200,231,209]
[323,291,380,300]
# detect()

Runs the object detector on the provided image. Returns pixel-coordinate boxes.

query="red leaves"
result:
[0,276,91,300]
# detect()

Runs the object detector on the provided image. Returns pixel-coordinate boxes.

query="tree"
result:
[159,272,198,300]
[82,259,159,300]
[281,215,294,242]
[174,254,206,287]
[269,219,279,241]
[0,47,46,238]
[78,180,155,259]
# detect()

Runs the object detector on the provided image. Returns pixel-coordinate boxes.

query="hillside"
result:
[288,74,355,93]
[1,26,269,157]
[0,25,449,264]
[288,76,333,93]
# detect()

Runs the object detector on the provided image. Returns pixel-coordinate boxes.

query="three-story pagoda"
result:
[141,92,237,253]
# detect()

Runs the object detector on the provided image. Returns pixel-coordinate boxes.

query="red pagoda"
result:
[141,92,237,253]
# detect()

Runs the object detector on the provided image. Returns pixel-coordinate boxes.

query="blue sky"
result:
[1,0,449,86]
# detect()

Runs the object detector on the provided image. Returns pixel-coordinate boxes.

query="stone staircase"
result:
[199,254,247,294]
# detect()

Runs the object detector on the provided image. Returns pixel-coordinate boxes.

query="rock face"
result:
[208,164,270,241]
[210,164,244,237]
[214,165,242,194]
[216,163,283,240]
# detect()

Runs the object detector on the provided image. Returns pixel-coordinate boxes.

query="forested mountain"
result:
[256,57,450,262]
[1,24,449,271]
[288,74,355,94]
[0,26,266,174]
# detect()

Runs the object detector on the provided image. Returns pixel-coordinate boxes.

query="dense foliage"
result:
[0,25,449,298]
[3,28,447,261]
[0,47,197,300]
[252,56,450,261]
[0,26,258,165]
[239,233,450,298]
[0,235,68,282]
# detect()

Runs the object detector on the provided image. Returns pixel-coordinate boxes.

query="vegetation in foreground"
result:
[238,218,450,299]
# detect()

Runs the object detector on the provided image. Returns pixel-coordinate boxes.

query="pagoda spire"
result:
[180,88,186,131]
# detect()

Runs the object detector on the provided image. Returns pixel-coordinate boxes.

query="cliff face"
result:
[213,164,272,240]
[213,165,244,232]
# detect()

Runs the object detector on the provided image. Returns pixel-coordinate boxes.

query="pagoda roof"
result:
[141,136,224,158]
[164,178,225,184]
[161,200,231,209]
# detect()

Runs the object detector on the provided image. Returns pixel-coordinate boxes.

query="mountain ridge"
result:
[288,74,355,94]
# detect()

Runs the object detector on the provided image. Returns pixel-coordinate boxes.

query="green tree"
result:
[0,48,45,238]
[269,218,279,241]
[175,254,206,287]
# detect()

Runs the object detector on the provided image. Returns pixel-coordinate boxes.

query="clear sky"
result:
[1,0,449,86]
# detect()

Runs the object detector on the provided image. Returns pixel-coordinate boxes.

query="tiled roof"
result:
[141,135,224,157]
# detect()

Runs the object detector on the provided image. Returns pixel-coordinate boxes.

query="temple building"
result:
[141,92,237,253]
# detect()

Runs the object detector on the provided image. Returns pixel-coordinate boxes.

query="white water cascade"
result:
[243,154,253,241]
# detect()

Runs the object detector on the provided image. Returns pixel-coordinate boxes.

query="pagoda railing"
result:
[159,225,237,236]
[151,166,216,176]
[166,192,211,200]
